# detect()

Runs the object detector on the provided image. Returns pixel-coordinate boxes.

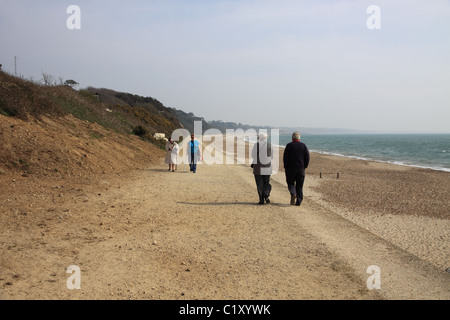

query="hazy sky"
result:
[1,0,449,133]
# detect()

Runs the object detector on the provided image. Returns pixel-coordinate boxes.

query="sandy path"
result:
[272,172,450,300]
[1,160,448,300]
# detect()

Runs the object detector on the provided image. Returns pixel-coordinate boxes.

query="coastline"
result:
[243,133,450,173]
[306,149,450,173]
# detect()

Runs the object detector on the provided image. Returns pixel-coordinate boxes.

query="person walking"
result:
[188,134,201,173]
[251,132,273,205]
[165,138,179,172]
[283,132,310,206]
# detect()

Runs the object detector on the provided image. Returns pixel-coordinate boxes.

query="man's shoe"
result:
[290,194,297,205]
[265,197,270,204]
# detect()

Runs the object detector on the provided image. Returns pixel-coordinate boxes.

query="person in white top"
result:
[165,138,179,172]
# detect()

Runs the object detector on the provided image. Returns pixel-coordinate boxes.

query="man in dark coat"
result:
[251,132,273,205]
[283,132,310,206]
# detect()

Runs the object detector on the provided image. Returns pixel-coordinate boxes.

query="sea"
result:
[274,133,450,173]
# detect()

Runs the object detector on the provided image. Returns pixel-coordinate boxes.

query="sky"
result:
[1,0,449,133]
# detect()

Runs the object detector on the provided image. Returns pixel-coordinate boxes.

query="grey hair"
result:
[292,132,301,140]
[258,132,268,141]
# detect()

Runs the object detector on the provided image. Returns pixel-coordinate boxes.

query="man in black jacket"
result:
[283,132,310,206]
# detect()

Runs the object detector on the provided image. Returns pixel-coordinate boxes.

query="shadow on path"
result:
[177,201,291,208]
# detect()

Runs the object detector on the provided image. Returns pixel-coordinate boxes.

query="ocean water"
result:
[276,134,450,172]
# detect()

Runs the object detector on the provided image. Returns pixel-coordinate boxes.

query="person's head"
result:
[292,132,301,141]
[191,134,195,141]
[258,132,268,141]
[169,138,173,143]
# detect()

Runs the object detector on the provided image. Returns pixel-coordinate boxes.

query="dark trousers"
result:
[189,152,197,173]
[254,175,272,203]
[285,168,305,205]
